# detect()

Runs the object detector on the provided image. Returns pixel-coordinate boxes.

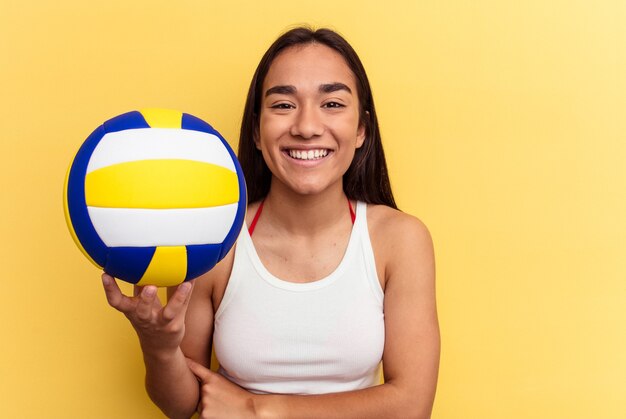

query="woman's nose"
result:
[290,105,324,139]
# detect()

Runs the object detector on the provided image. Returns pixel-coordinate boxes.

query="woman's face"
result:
[257,43,365,197]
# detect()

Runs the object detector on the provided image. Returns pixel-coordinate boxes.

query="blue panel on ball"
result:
[181,113,217,134]
[185,243,223,281]
[104,247,156,284]
[103,111,150,133]
[220,182,246,260]
[67,124,109,267]
[219,138,247,260]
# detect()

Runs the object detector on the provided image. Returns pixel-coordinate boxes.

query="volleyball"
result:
[63,109,246,286]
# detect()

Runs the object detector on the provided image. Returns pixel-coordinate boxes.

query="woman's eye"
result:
[271,103,294,110]
[323,102,345,109]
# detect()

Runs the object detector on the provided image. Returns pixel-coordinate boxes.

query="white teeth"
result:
[288,149,329,160]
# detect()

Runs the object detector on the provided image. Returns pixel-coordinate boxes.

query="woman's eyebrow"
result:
[265,85,296,97]
[319,82,352,94]
[264,83,352,97]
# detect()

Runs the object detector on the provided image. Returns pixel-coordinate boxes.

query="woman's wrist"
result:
[139,340,183,363]
[252,394,283,419]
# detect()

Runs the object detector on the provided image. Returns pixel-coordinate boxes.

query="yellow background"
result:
[1,1,624,418]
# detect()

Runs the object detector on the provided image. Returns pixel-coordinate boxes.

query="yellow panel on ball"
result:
[140,108,183,128]
[85,160,239,209]
[138,246,188,287]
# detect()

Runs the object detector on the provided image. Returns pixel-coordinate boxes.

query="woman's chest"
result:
[254,238,349,283]
[213,274,385,393]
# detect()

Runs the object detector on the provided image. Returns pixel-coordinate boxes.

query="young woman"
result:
[102,27,440,419]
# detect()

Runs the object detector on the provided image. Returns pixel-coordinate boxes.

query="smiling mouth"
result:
[286,149,331,161]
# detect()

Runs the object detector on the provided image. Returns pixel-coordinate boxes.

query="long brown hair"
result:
[237,26,397,209]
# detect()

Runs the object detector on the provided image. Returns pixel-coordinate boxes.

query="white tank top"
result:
[213,201,385,395]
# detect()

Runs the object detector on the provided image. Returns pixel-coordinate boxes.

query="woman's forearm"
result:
[254,381,432,419]
[143,345,199,419]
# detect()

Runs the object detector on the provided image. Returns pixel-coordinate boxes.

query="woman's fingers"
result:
[103,273,185,327]
[186,357,214,383]
[135,286,159,321]
[162,281,194,322]
[102,273,135,313]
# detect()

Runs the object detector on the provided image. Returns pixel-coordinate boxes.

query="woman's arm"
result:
[102,275,201,418]
[188,209,440,419]
[102,249,227,419]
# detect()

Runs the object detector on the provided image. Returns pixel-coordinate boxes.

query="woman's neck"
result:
[261,180,351,235]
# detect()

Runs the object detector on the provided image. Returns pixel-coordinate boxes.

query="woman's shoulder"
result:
[366,204,434,285]
[366,204,432,248]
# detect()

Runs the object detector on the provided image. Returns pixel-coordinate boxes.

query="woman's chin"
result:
[274,178,340,198]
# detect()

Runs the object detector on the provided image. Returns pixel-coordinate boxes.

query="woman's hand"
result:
[186,357,258,419]
[101,273,194,355]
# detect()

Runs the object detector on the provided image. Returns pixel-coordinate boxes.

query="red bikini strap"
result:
[248,200,264,236]
[348,199,356,224]
[248,198,355,236]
